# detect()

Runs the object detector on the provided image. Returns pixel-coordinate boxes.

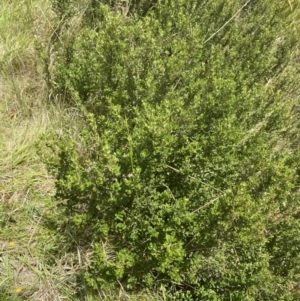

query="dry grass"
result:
[0,1,80,300]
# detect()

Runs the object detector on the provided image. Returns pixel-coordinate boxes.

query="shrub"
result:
[42,0,300,299]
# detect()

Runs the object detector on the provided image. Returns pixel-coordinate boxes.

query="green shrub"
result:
[43,0,300,300]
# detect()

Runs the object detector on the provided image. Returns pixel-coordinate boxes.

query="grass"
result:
[0,1,86,300]
[0,1,74,298]
[0,1,160,300]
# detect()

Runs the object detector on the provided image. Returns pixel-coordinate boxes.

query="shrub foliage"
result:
[43,0,300,299]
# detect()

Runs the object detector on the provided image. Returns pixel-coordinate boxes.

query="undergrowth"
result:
[1,0,300,300]
[42,0,300,300]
